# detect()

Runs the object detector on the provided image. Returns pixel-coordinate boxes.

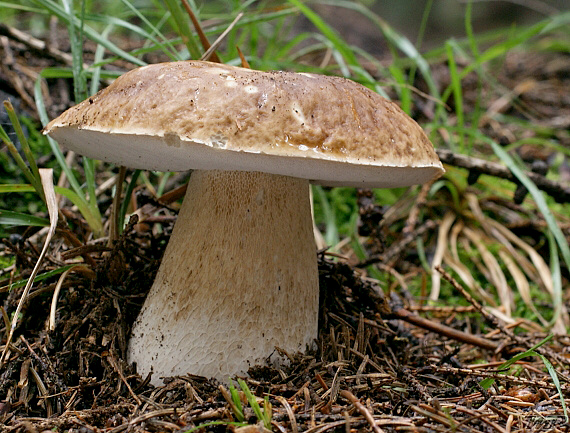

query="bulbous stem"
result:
[128,170,319,383]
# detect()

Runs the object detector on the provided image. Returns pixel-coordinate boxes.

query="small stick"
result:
[0,23,74,66]
[106,353,142,406]
[391,307,498,351]
[158,183,187,205]
[340,389,385,433]
[435,265,499,326]
[436,265,570,370]
[436,149,570,203]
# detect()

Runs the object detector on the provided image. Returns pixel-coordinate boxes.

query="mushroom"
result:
[44,61,444,384]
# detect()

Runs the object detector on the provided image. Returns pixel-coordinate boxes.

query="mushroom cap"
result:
[45,61,443,188]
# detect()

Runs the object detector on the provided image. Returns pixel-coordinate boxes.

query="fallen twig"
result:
[390,306,498,351]
[437,149,570,203]
[436,265,570,370]
[339,390,385,433]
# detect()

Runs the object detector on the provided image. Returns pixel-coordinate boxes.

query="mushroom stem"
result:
[128,170,319,383]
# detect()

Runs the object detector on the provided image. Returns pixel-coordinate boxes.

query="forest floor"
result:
[1,12,570,433]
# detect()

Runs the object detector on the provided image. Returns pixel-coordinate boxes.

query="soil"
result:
[2,16,570,433]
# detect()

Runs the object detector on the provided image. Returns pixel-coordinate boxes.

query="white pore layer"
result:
[128,170,319,383]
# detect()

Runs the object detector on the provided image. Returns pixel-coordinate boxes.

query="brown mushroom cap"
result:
[45,61,443,188]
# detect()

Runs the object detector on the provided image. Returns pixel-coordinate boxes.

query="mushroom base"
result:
[128,170,319,384]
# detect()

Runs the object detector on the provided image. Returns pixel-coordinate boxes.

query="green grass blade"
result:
[287,0,358,73]
[536,352,568,422]
[0,1,44,13]
[445,40,464,151]
[183,421,247,433]
[3,102,43,200]
[59,0,103,232]
[538,10,570,34]
[61,0,87,103]
[2,264,87,291]
[228,380,245,422]
[162,0,201,59]
[237,379,267,426]
[415,0,432,49]
[118,0,181,60]
[490,141,570,291]
[313,186,339,248]
[54,186,103,236]
[400,0,433,111]
[0,210,49,227]
[547,230,562,327]
[262,396,272,430]
[463,0,485,153]
[82,157,99,218]
[0,184,35,193]
[118,169,141,234]
[90,24,112,95]
[34,72,103,235]
[318,0,440,99]
[465,1,480,58]
[33,74,80,193]
[0,124,43,198]
[467,21,548,74]
[480,335,553,389]
[440,17,555,105]
[30,0,145,66]
[388,63,411,114]
[479,345,567,421]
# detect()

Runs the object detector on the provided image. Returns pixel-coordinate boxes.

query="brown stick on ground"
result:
[436,149,570,203]
[0,23,74,65]
[435,265,570,370]
[340,390,385,433]
[390,307,499,351]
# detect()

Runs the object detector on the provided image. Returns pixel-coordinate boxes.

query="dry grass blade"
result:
[443,251,477,290]
[444,219,479,290]
[409,404,456,428]
[1,306,10,339]
[0,168,58,365]
[488,219,553,295]
[28,363,52,417]
[430,211,456,301]
[454,405,508,433]
[463,226,512,316]
[236,45,251,68]
[276,396,298,433]
[488,218,568,331]
[200,13,244,62]
[106,353,142,406]
[498,249,547,326]
[466,194,564,328]
[218,384,243,421]
[49,265,87,331]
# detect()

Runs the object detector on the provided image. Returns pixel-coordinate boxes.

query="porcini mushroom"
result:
[44,61,444,384]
